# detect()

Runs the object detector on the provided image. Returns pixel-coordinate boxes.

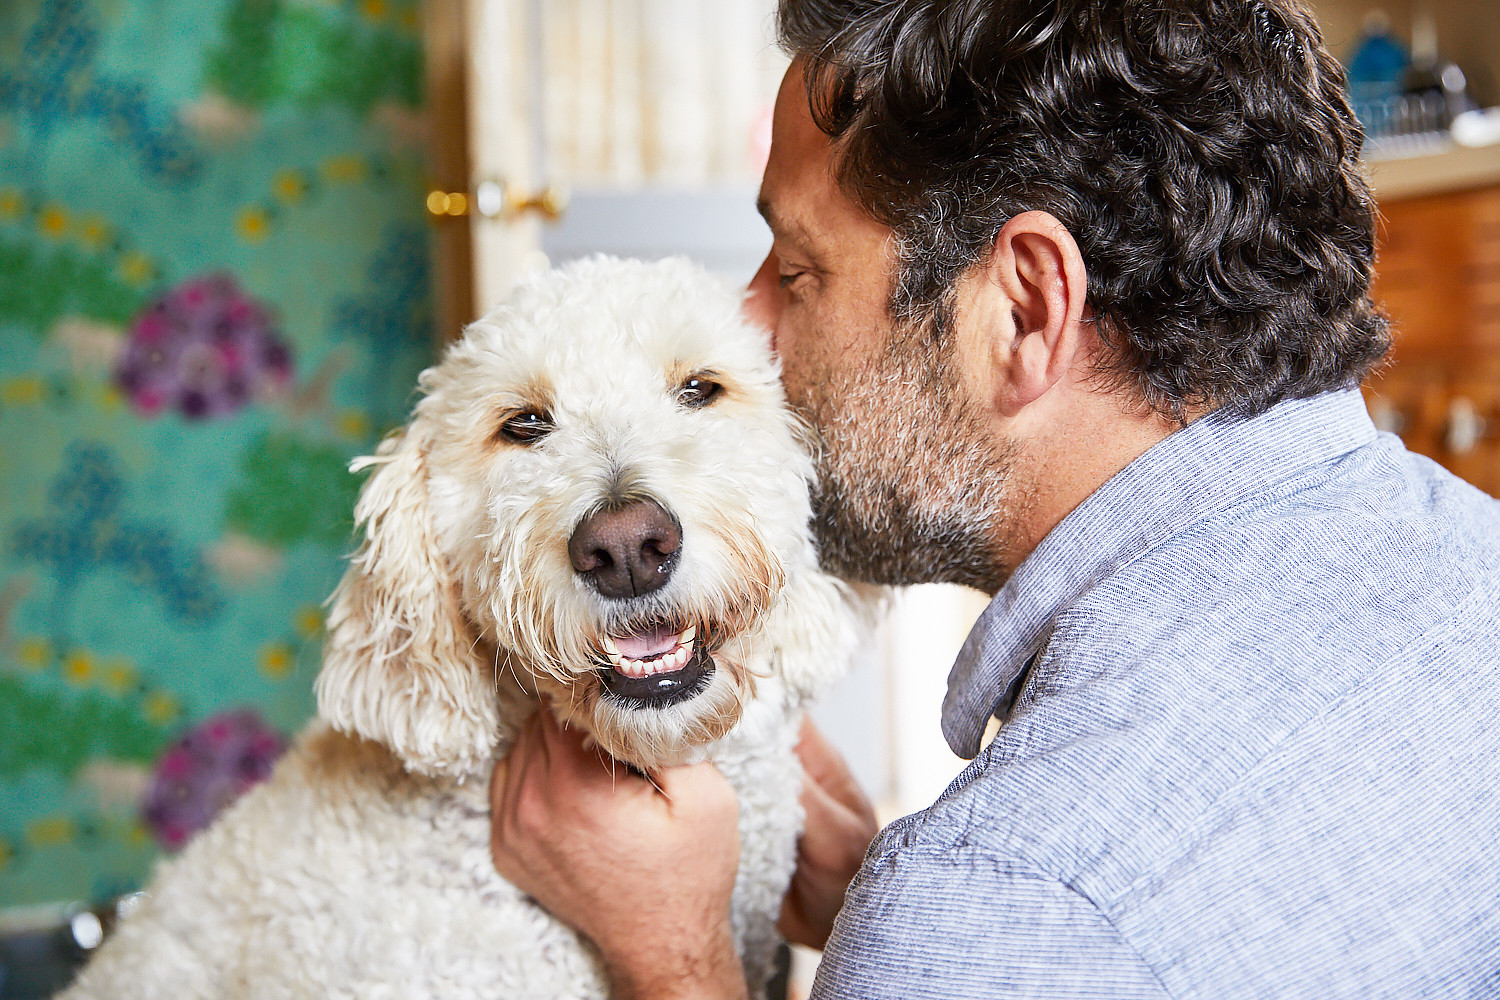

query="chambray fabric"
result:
[811,388,1500,999]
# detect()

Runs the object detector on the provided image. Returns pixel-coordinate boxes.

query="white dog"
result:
[61,256,864,1000]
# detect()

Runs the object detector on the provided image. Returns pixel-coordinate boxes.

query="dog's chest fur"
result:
[60,720,802,1000]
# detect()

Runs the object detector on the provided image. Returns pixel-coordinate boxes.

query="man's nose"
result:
[743,252,780,347]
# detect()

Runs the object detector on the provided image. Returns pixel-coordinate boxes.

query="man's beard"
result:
[788,315,1016,593]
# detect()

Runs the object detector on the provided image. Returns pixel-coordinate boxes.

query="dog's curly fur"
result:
[60,257,865,1000]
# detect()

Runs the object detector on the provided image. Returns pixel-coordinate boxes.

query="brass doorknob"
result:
[426,189,470,217]
[426,180,568,222]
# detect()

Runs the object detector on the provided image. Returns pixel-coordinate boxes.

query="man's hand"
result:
[490,709,748,1000]
[780,716,880,949]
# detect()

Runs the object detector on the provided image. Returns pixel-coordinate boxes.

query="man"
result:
[491,1,1500,997]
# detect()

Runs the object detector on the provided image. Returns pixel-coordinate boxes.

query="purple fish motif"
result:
[115,274,293,419]
[141,708,287,850]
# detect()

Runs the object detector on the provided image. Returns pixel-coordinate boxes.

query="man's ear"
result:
[968,210,1090,416]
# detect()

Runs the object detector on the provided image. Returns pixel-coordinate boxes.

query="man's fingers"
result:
[535,705,584,769]
[793,715,849,787]
[799,758,849,823]
[536,707,635,784]
[489,753,511,826]
[793,716,876,825]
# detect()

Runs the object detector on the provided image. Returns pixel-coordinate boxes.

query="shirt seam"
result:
[859,844,1178,998]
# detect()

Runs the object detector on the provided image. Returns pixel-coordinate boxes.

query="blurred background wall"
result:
[0,0,434,909]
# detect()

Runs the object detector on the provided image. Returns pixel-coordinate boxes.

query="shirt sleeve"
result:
[809,845,1169,1000]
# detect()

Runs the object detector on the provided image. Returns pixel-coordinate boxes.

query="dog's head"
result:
[316,256,856,778]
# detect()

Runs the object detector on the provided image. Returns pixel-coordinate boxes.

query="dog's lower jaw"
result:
[532,655,753,774]
[596,641,716,707]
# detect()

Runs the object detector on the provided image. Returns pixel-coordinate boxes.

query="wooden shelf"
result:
[1367,143,1500,202]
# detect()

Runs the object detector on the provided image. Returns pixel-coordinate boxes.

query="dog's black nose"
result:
[568,500,681,598]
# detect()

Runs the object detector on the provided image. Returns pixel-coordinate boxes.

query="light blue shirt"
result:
[812,389,1500,998]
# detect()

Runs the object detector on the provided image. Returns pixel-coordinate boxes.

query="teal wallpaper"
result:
[0,0,434,905]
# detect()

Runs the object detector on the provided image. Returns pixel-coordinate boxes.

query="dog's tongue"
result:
[613,623,681,660]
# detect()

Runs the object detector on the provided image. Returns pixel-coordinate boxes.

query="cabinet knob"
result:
[1446,397,1487,454]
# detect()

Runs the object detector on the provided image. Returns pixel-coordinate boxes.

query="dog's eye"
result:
[677,376,723,409]
[497,411,553,444]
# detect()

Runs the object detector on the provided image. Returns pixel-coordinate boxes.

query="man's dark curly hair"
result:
[777,0,1390,419]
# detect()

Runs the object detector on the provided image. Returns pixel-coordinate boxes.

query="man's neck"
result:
[993,391,1188,587]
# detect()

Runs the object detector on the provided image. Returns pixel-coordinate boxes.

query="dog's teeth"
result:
[679,625,696,646]
[602,635,620,657]
[611,641,698,679]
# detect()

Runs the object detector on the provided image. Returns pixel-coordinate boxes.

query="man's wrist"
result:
[605,925,748,1000]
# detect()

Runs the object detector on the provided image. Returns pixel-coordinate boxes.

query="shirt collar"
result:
[942,388,1379,759]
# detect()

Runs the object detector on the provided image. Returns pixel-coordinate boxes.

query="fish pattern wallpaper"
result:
[0,0,435,906]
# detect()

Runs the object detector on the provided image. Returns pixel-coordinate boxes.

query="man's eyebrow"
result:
[756,197,814,247]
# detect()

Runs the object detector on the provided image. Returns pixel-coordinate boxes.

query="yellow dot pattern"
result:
[2,377,47,406]
[273,169,308,204]
[259,642,294,679]
[336,408,370,439]
[26,816,76,847]
[237,207,271,243]
[104,659,138,694]
[295,605,325,638]
[63,650,95,686]
[143,691,181,724]
[38,205,69,238]
[17,637,51,669]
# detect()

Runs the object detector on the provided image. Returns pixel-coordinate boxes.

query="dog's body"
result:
[61,257,864,999]
[65,722,805,999]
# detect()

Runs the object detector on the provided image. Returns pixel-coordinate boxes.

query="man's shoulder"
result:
[859,466,1500,995]
[1074,430,1500,671]
[903,433,1500,879]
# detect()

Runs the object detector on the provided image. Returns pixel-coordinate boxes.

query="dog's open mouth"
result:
[597,623,714,707]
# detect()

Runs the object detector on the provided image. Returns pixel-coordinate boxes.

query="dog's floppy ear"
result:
[316,423,499,779]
